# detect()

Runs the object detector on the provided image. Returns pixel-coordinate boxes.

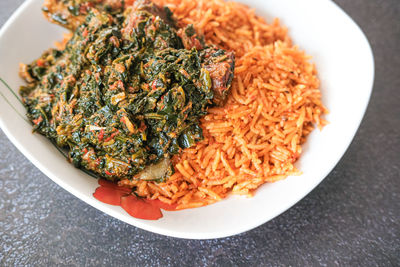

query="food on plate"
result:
[19,0,327,217]
[20,0,235,183]
[42,0,133,30]
[93,178,176,220]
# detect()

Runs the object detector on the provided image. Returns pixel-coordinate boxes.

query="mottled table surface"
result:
[1,0,399,266]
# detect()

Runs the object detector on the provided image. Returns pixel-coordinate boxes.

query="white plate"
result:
[0,0,374,239]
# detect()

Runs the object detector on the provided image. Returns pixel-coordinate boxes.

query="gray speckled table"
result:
[1,0,399,266]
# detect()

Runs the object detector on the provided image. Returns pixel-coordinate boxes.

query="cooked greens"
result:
[20,0,234,182]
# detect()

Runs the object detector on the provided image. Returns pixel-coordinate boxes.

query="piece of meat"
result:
[177,25,235,106]
[176,25,205,51]
[122,0,175,40]
[42,0,132,31]
[42,0,91,30]
[201,46,235,106]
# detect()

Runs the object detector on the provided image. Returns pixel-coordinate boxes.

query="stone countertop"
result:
[0,0,399,266]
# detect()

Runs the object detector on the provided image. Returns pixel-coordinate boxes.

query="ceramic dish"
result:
[0,0,374,239]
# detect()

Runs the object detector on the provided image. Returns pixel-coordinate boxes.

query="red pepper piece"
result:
[151,80,157,91]
[98,179,131,193]
[104,130,119,142]
[121,195,163,220]
[98,129,105,142]
[93,186,127,206]
[32,116,43,125]
[145,199,178,211]
[82,28,89,37]
[117,80,124,89]
[37,59,45,67]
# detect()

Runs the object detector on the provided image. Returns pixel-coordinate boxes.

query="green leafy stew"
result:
[19,0,234,182]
